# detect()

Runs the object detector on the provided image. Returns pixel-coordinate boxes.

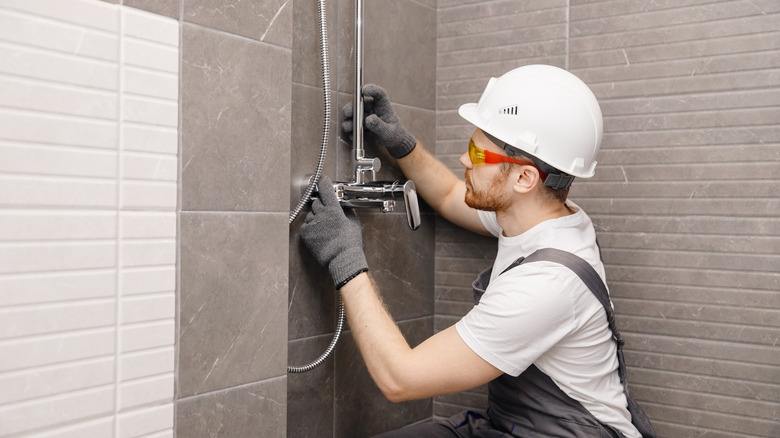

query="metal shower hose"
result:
[287,0,346,374]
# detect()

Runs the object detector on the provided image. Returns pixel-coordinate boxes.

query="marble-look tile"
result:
[124,0,180,19]
[287,335,335,438]
[177,377,286,438]
[181,24,291,212]
[334,318,433,438]
[287,92,343,342]
[184,0,291,47]
[337,0,436,110]
[288,213,339,340]
[292,0,338,88]
[179,212,288,397]
[289,83,338,211]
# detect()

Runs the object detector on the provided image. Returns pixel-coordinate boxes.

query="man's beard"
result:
[464,169,512,212]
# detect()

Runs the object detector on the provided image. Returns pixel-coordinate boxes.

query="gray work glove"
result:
[342,84,417,159]
[300,176,368,289]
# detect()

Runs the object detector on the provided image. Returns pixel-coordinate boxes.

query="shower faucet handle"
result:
[401,180,421,231]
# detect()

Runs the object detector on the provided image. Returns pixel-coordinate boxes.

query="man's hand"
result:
[300,176,368,289]
[342,84,417,159]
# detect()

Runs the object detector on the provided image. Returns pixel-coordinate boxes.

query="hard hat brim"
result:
[458,103,480,128]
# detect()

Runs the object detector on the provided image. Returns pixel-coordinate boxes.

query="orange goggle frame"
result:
[468,139,547,180]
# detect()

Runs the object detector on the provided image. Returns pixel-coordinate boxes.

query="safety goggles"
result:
[468,139,547,179]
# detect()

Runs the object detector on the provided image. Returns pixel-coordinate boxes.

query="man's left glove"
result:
[342,84,417,159]
[300,176,368,289]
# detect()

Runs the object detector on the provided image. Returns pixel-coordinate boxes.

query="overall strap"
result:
[514,248,657,438]
[520,249,625,358]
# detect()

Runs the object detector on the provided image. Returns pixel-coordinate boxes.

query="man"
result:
[300,65,644,437]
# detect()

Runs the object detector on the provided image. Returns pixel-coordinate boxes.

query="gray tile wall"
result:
[569,1,780,437]
[114,0,293,436]
[111,0,779,436]
[177,0,293,433]
[436,1,780,437]
[288,1,438,437]
[97,0,180,18]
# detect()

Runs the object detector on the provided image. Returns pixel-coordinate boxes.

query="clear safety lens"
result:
[468,139,487,165]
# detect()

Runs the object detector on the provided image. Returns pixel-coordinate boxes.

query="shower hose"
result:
[287,0,346,374]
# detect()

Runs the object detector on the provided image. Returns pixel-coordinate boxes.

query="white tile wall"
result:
[0,1,179,436]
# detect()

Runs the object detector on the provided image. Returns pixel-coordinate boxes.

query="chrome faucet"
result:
[333,180,421,230]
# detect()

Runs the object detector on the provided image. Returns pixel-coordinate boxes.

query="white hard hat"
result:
[459,65,603,179]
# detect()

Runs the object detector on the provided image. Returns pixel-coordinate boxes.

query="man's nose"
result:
[460,151,473,169]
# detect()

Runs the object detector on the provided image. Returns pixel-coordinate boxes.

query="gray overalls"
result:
[375,249,655,438]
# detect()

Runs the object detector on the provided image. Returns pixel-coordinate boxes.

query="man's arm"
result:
[340,272,503,402]
[395,143,490,236]
[300,178,500,401]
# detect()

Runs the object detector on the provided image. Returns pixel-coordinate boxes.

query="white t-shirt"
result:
[455,202,641,438]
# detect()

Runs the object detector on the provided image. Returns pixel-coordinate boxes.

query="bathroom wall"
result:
[0,0,178,436]
[568,2,779,436]
[288,0,437,437]
[175,0,291,437]
[2,0,293,434]
[3,0,776,437]
[435,1,779,437]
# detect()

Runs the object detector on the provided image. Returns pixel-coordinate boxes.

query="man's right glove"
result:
[342,84,417,159]
[299,176,368,289]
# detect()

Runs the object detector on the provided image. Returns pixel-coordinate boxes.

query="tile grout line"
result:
[114,3,124,437]
[175,374,288,402]
[173,0,184,436]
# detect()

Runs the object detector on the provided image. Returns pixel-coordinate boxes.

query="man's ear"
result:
[512,165,542,194]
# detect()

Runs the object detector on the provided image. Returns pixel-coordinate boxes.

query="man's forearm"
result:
[395,142,462,213]
[338,272,413,402]
[395,142,488,235]
[338,271,502,402]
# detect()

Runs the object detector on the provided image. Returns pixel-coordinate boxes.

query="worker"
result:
[299,65,654,437]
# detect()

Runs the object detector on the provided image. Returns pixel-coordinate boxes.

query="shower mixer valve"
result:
[335,180,420,231]
[311,179,421,231]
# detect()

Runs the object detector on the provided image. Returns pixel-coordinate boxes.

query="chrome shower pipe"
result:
[353,0,379,184]
[353,0,363,157]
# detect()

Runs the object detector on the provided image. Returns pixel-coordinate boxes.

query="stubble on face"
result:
[464,167,512,212]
